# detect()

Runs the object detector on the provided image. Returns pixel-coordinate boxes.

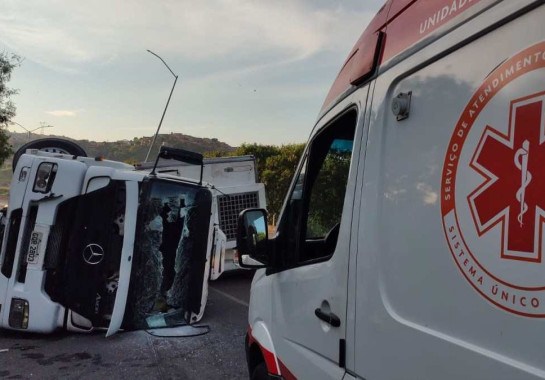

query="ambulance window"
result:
[293,109,356,263]
[306,137,353,239]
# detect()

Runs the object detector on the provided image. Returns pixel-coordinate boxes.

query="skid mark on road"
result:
[209,286,249,307]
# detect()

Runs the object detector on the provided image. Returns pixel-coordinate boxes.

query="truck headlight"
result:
[9,298,29,329]
[33,162,58,193]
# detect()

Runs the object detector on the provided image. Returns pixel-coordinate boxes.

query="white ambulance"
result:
[0,141,225,335]
[237,0,545,379]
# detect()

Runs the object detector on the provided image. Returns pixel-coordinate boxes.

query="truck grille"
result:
[44,224,63,270]
[218,192,259,241]
[17,206,38,283]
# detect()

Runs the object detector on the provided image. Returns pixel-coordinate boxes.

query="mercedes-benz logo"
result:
[83,243,105,265]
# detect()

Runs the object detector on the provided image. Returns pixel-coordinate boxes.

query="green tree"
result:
[306,150,351,237]
[0,53,20,164]
[226,142,305,219]
[233,143,280,174]
[261,144,305,220]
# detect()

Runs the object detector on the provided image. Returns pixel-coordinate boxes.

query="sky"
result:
[1,0,384,146]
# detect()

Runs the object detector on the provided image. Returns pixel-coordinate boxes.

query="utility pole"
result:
[39,122,54,135]
[11,122,53,141]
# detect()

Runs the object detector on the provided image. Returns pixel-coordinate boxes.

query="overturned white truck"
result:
[0,139,229,335]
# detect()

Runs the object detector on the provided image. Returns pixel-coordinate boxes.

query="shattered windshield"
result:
[124,178,212,330]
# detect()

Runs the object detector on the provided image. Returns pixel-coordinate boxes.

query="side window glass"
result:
[290,156,307,202]
[283,109,357,265]
[305,138,353,239]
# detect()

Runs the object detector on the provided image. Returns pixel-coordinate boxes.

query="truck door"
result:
[122,179,214,330]
[268,92,368,378]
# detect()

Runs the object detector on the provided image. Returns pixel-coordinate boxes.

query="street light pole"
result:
[10,122,31,140]
[144,50,179,163]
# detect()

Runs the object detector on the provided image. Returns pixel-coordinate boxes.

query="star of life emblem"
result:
[468,93,545,263]
[441,41,545,317]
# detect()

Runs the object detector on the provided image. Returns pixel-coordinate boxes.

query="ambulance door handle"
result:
[315,308,341,327]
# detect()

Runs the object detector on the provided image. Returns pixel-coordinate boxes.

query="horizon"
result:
[6,129,305,147]
[1,1,384,146]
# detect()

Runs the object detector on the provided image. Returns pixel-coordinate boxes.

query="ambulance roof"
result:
[321,0,483,115]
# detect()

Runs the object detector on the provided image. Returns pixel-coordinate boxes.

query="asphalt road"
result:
[0,270,254,380]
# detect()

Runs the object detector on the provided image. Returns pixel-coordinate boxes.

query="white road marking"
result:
[209,286,249,307]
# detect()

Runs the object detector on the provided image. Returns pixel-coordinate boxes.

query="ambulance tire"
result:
[12,138,87,172]
[251,362,270,380]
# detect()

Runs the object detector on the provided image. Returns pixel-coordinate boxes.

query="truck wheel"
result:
[12,138,87,172]
[251,362,270,380]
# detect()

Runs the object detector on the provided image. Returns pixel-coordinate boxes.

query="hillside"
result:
[0,132,235,203]
[9,132,234,164]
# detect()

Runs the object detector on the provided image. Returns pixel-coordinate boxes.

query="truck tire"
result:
[251,362,270,380]
[12,138,87,172]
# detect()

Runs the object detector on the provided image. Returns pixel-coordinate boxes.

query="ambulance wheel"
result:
[12,138,87,172]
[251,362,270,380]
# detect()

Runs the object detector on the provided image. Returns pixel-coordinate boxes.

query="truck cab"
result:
[0,145,225,335]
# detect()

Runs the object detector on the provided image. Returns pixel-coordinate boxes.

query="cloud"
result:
[0,0,376,72]
[46,110,80,117]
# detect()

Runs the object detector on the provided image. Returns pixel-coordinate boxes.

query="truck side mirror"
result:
[236,209,269,268]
